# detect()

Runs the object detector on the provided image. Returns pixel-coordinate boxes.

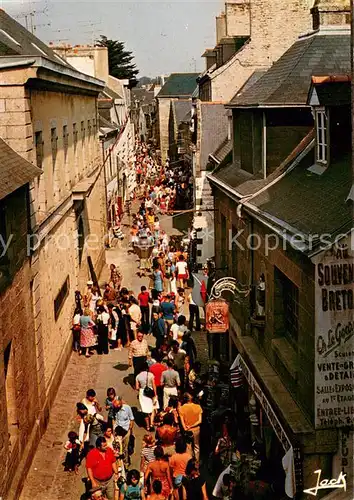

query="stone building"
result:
[0,11,106,498]
[156,73,199,163]
[52,44,136,227]
[199,0,313,103]
[207,0,353,496]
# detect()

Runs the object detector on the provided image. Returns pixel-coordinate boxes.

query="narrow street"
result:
[20,208,209,500]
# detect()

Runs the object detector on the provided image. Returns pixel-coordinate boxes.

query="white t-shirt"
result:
[176,261,188,275]
[212,465,231,498]
[170,323,179,341]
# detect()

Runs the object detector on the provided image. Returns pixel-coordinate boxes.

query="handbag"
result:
[143,372,155,398]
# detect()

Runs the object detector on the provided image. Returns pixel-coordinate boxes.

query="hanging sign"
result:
[205,300,229,333]
[312,239,354,429]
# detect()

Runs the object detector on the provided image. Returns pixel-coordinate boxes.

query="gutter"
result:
[0,58,35,70]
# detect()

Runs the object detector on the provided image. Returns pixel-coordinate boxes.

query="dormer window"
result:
[315,107,328,165]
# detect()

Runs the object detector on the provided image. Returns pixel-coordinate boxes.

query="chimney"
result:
[311,0,351,30]
[216,12,226,44]
[225,0,251,37]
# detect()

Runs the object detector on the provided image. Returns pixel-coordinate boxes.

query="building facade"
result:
[0,12,106,498]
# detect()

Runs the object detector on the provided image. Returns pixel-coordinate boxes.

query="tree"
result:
[96,35,139,80]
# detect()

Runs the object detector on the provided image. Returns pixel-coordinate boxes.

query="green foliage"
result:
[96,35,139,79]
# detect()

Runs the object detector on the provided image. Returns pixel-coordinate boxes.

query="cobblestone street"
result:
[20,210,209,500]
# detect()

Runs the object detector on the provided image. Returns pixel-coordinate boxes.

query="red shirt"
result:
[86,447,116,480]
[150,362,167,387]
[138,291,150,307]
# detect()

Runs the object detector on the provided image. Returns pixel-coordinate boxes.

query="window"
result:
[0,29,20,46]
[316,108,328,164]
[73,123,78,153]
[87,119,91,137]
[35,131,43,169]
[54,275,70,320]
[81,120,85,147]
[63,125,68,162]
[51,127,57,169]
[31,42,47,56]
[274,267,299,343]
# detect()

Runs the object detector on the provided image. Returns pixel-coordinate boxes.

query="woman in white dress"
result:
[135,361,159,431]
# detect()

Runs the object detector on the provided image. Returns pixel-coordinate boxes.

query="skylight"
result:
[31,42,47,57]
[0,29,20,46]
[54,53,66,64]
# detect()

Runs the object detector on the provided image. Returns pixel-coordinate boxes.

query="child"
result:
[64,431,80,473]
[148,480,165,500]
[105,387,116,429]
[120,469,145,500]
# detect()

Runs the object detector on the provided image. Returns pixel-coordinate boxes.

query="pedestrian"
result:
[178,394,203,462]
[72,307,82,352]
[128,331,150,379]
[113,397,135,468]
[138,285,150,334]
[187,293,201,332]
[153,265,164,293]
[187,361,202,395]
[105,387,117,430]
[108,303,122,351]
[110,263,122,291]
[82,389,102,415]
[103,283,117,303]
[86,436,119,500]
[120,469,145,500]
[63,431,80,473]
[156,412,178,457]
[136,361,158,431]
[144,446,172,500]
[147,480,166,500]
[140,434,157,473]
[175,255,188,289]
[161,360,180,410]
[169,438,192,499]
[151,311,166,350]
[181,459,208,500]
[168,342,186,388]
[181,332,197,367]
[149,350,167,410]
[160,294,175,335]
[171,315,187,345]
[174,288,185,316]
[80,307,96,358]
[97,305,110,355]
[129,298,142,340]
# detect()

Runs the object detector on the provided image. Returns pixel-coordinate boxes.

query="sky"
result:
[1,0,222,76]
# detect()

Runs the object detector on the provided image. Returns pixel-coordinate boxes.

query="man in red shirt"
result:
[138,285,150,334]
[86,436,118,499]
[150,350,167,411]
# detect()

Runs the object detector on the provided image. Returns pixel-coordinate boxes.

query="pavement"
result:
[20,206,209,500]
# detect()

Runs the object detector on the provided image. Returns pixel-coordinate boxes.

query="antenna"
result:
[78,20,102,45]
[13,1,50,34]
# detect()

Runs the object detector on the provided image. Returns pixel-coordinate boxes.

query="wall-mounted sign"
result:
[205,299,229,333]
[312,240,354,429]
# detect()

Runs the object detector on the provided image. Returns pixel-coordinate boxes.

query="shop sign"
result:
[313,240,354,429]
[332,427,353,490]
[205,300,229,333]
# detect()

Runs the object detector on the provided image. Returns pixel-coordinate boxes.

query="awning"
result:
[0,138,42,201]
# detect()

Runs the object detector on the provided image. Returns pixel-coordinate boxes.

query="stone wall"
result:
[210,0,312,101]
[225,0,251,37]
[158,97,172,164]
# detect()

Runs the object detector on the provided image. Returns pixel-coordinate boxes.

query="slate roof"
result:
[210,136,232,164]
[228,31,351,107]
[0,138,41,201]
[200,103,228,170]
[251,151,353,238]
[0,9,70,67]
[158,73,199,98]
[132,88,154,105]
[173,101,191,126]
[105,86,123,100]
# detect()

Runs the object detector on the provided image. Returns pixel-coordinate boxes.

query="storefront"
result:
[228,354,303,499]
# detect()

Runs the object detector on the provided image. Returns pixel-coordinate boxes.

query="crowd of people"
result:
[68,142,281,500]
